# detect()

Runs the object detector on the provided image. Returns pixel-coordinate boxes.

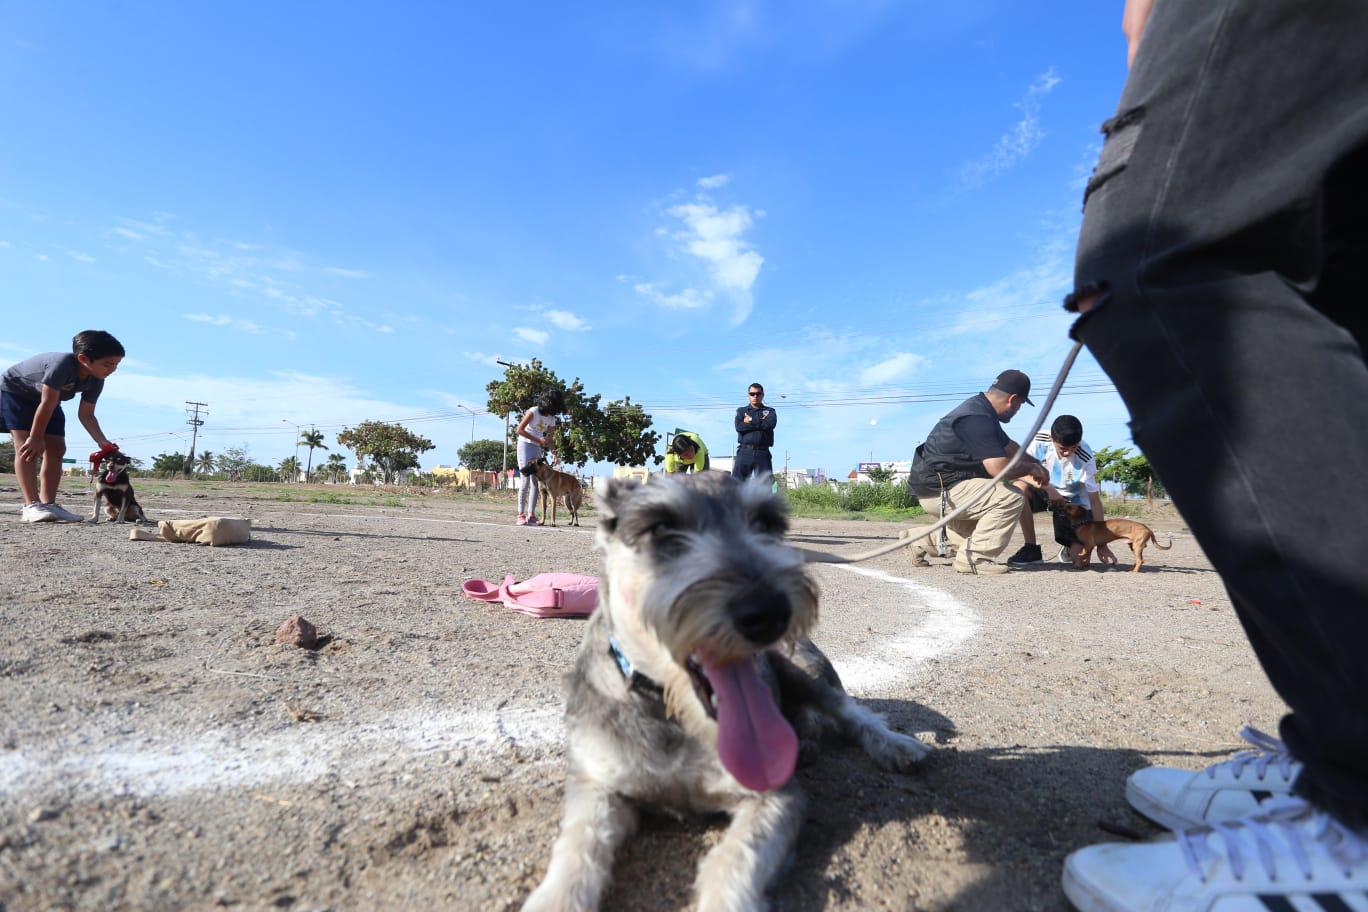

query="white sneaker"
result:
[1063,797,1368,912]
[43,503,85,523]
[20,503,58,523]
[1127,726,1301,830]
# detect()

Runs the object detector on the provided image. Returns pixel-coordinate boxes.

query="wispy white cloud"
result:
[945,232,1072,337]
[697,173,731,190]
[35,253,49,262]
[657,0,894,73]
[182,312,297,340]
[321,266,370,279]
[513,327,549,346]
[464,351,505,368]
[544,309,590,332]
[959,68,1061,189]
[68,250,95,263]
[107,214,393,336]
[183,313,263,334]
[860,352,925,385]
[667,202,764,294]
[632,282,713,310]
[656,190,765,325]
[0,240,12,249]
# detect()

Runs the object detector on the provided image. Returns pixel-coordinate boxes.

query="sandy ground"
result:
[0,477,1283,911]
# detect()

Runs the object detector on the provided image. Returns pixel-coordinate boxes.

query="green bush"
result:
[783,482,922,517]
[783,484,844,512]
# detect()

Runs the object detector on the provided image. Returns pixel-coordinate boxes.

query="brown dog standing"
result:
[1065,504,1171,572]
[532,458,583,526]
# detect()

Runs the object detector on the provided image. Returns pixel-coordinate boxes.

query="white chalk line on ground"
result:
[0,704,565,804]
[822,564,979,696]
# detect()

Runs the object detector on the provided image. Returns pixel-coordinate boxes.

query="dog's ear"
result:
[593,478,640,536]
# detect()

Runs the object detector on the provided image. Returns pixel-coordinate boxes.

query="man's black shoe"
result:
[1006,543,1043,566]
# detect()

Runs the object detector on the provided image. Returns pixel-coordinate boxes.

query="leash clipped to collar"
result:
[795,340,1085,566]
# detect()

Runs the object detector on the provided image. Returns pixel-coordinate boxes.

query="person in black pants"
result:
[732,382,776,481]
[1061,2,1368,909]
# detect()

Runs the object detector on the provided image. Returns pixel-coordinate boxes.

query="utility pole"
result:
[496,360,516,487]
[184,401,208,476]
[458,406,476,445]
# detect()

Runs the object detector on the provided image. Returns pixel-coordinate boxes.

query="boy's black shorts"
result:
[0,390,66,436]
[1024,485,1081,549]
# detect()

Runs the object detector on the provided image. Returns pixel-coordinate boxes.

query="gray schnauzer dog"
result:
[523,472,931,912]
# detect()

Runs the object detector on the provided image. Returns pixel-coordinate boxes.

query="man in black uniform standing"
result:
[906,369,1047,575]
[732,382,776,481]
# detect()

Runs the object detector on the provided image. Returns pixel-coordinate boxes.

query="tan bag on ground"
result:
[128,517,252,546]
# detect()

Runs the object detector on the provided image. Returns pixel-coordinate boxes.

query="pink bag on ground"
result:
[461,573,599,618]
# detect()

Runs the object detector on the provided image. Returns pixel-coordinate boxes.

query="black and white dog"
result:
[523,473,930,912]
[90,451,147,524]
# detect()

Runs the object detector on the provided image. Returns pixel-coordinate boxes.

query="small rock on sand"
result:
[274,615,318,649]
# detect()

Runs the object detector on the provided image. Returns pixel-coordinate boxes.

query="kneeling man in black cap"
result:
[906,369,1047,575]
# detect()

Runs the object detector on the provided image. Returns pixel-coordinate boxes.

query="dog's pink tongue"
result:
[701,656,797,792]
[104,469,119,484]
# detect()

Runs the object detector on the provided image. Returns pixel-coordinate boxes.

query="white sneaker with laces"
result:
[1064,797,1368,912]
[1128,726,1301,830]
[21,503,58,523]
[43,503,85,523]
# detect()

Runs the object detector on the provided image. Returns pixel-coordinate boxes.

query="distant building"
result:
[851,460,913,485]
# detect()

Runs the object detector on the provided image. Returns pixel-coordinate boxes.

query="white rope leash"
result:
[796,340,1085,565]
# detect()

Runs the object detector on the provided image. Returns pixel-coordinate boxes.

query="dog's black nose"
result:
[734,589,791,646]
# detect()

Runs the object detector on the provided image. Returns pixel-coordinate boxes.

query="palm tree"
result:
[299,429,327,483]
[196,451,216,476]
[326,452,347,483]
[279,455,301,482]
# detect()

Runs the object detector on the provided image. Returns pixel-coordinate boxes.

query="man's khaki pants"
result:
[932,478,1025,565]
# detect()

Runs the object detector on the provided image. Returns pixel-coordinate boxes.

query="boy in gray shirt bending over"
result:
[1,330,124,523]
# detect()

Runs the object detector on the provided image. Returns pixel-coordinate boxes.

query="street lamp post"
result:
[282,419,302,482]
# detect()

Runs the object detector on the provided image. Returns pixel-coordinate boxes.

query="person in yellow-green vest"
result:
[664,431,709,473]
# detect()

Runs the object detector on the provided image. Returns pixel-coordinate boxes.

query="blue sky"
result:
[1,1,1136,476]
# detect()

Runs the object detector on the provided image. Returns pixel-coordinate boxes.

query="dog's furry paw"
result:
[870,730,932,772]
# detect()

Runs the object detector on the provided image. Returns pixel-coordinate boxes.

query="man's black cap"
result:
[992,369,1034,406]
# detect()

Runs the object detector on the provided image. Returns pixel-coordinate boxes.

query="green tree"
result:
[485,359,660,467]
[299,429,327,481]
[279,455,301,481]
[0,440,14,473]
[219,446,251,482]
[458,438,506,472]
[863,465,896,484]
[1096,446,1167,504]
[196,451,216,476]
[325,452,348,483]
[151,452,186,476]
[244,463,277,483]
[336,421,435,483]
[1093,446,1129,479]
